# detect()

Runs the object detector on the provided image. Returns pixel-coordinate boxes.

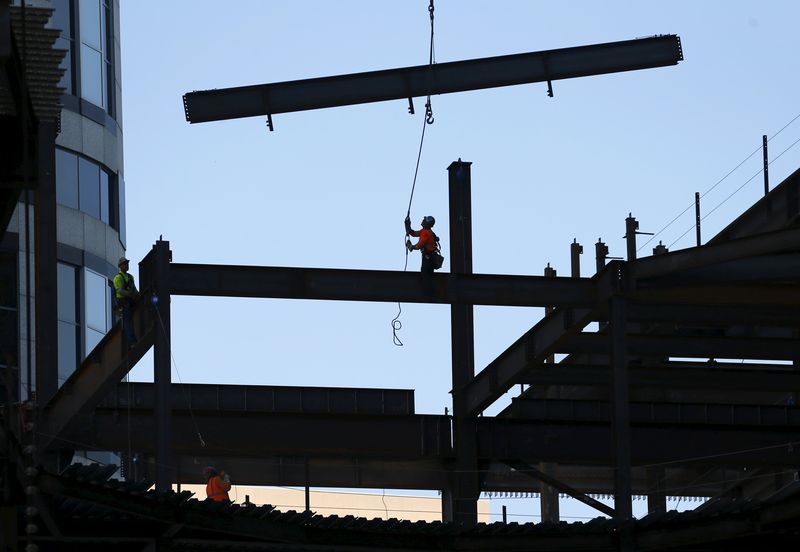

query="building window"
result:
[56,147,116,228]
[50,0,115,114]
[84,268,111,356]
[51,0,74,95]
[57,262,79,384]
[78,0,113,112]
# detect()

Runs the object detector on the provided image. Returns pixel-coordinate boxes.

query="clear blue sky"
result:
[119,1,800,520]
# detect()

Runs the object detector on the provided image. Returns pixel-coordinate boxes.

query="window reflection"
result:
[80,43,104,108]
[100,170,109,224]
[79,0,102,50]
[57,148,117,229]
[51,0,73,94]
[57,262,79,382]
[56,149,79,209]
[78,156,100,219]
[84,268,107,334]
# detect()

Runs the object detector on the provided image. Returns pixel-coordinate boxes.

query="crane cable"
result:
[392,0,436,346]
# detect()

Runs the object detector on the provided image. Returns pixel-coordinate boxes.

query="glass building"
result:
[2,0,125,419]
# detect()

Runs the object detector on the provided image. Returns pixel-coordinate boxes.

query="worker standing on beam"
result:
[113,257,138,347]
[405,215,442,274]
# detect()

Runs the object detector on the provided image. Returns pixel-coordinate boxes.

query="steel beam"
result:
[168,263,596,307]
[626,302,800,326]
[39,302,154,450]
[520,361,800,392]
[630,226,800,281]
[507,461,616,517]
[558,332,800,360]
[479,419,800,467]
[71,410,451,460]
[463,307,596,416]
[183,35,683,124]
[75,408,800,469]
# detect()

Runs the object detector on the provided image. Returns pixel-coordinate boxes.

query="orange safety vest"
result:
[414,228,437,253]
[206,475,231,501]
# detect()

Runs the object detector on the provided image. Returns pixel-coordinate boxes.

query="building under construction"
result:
[2,2,800,550]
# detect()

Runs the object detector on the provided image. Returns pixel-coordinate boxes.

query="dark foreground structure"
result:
[3,3,800,550]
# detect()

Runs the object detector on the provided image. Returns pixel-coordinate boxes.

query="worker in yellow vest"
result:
[113,257,138,346]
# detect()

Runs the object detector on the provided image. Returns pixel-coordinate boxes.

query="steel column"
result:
[34,121,57,405]
[570,239,583,278]
[445,159,479,524]
[610,293,632,519]
[646,467,666,514]
[152,240,173,491]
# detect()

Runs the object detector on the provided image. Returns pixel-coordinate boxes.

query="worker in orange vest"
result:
[204,466,231,502]
[405,215,440,274]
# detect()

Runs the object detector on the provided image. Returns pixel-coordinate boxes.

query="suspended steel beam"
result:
[169,263,597,307]
[182,35,683,124]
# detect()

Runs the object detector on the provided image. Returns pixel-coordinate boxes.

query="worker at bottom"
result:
[204,466,232,502]
[405,215,439,274]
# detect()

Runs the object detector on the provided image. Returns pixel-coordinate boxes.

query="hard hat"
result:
[423,216,435,227]
[118,256,130,267]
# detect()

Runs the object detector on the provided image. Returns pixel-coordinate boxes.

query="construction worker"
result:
[405,215,440,274]
[113,256,138,346]
[204,466,232,502]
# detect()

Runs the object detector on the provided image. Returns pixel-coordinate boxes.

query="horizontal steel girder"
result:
[169,263,597,307]
[74,408,800,473]
[556,332,800,359]
[520,361,800,392]
[630,227,800,281]
[182,35,682,123]
[99,382,415,416]
[40,298,155,451]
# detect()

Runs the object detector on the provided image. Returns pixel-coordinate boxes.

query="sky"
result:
[118,1,800,520]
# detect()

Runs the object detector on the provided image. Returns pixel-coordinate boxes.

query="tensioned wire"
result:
[638,111,800,252]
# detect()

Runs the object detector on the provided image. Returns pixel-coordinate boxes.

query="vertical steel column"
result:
[695,192,701,247]
[34,122,58,406]
[624,214,638,262]
[570,239,582,278]
[763,135,769,196]
[444,159,479,524]
[539,462,560,522]
[646,467,666,514]
[610,288,632,519]
[152,240,173,491]
[595,239,608,274]
[540,263,560,521]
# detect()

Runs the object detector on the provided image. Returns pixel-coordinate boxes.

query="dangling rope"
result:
[392,0,437,347]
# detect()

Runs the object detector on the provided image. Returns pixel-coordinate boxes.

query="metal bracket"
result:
[407,97,415,115]
[266,113,274,132]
